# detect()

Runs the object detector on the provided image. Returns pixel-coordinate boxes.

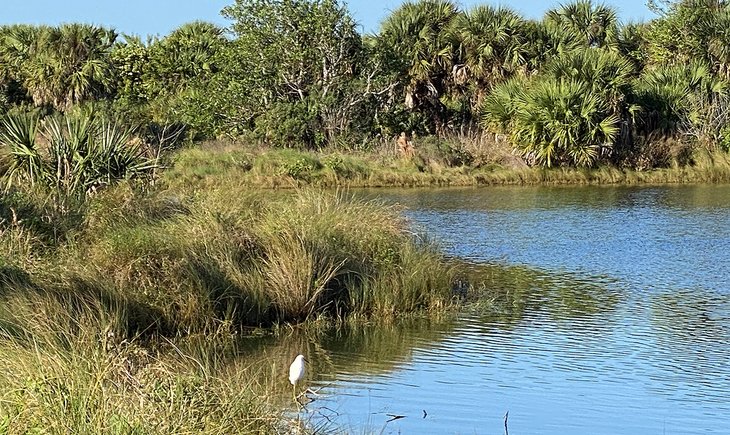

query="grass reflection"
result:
[462,262,621,325]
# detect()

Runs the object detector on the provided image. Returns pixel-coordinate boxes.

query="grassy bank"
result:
[1,182,458,432]
[2,188,455,335]
[162,140,730,190]
[0,307,283,434]
[5,129,727,432]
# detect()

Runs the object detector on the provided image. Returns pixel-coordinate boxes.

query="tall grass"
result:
[162,140,730,191]
[3,185,456,336]
[0,297,283,434]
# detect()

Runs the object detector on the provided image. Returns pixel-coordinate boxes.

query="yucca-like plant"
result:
[511,78,619,167]
[1,111,158,200]
[44,113,155,198]
[634,61,727,133]
[0,113,43,189]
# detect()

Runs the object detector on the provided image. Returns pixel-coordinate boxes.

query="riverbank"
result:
[3,138,730,432]
[0,180,458,432]
[163,141,730,191]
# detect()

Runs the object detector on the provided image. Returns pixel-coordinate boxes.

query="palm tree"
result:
[378,0,459,133]
[0,25,48,107]
[544,0,620,50]
[450,5,529,104]
[17,24,117,111]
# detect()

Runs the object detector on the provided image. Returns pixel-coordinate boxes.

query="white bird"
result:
[288,354,307,402]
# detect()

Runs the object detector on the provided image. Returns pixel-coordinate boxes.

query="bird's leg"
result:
[292,384,300,409]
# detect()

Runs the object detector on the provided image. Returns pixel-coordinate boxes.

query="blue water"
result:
[301,185,730,434]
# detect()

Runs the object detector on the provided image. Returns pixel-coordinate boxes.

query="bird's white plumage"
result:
[289,354,306,386]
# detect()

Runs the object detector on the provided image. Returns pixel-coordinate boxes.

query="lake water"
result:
[281,185,730,434]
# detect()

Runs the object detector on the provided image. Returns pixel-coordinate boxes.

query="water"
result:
[272,185,730,433]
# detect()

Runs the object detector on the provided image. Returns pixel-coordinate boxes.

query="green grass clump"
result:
[0,299,282,434]
[3,184,456,336]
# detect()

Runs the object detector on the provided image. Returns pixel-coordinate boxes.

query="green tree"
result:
[223,0,367,147]
[450,5,529,107]
[646,0,729,69]
[18,24,117,111]
[377,0,459,134]
[544,0,620,50]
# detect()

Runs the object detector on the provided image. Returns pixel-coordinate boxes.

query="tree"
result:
[450,5,529,107]
[645,0,729,69]
[544,0,620,50]
[144,21,227,99]
[377,0,459,134]
[222,0,368,147]
[18,24,117,111]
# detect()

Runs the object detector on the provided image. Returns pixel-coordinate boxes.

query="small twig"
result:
[504,411,509,435]
[305,387,322,396]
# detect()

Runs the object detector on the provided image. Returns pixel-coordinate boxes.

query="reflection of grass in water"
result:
[228,315,458,392]
[461,262,621,324]
[650,289,730,346]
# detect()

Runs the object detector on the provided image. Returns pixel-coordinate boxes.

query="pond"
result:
[264,185,730,434]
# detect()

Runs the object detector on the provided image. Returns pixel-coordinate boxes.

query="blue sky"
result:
[1,0,656,37]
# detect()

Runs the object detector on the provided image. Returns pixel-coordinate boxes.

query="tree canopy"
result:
[2,0,730,168]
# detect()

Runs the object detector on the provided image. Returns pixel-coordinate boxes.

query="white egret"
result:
[288,354,307,402]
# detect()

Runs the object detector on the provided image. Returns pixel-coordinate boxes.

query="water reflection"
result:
[236,185,730,434]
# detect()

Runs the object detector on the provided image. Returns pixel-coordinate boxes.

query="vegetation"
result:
[3,0,730,431]
[1,0,730,171]
[0,176,455,431]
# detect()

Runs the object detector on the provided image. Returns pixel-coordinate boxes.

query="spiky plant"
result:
[511,79,619,167]
[480,76,529,133]
[0,113,43,189]
[634,61,727,134]
[544,0,620,50]
[450,5,529,91]
[1,111,158,201]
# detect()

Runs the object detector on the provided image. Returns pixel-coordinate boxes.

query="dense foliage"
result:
[2,0,730,169]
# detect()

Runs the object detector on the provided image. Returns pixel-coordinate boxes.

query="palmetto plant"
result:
[634,61,727,133]
[510,79,619,167]
[480,76,529,133]
[451,5,529,89]
[544,0,620,50]
[379,0,459,110]
[544,47,637,118]
[0,111,158,200]
[1,24,116,112]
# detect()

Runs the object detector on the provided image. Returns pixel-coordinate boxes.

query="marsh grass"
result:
[163,139,730,191]
[3,183,456,337]
[0,298,283,434]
